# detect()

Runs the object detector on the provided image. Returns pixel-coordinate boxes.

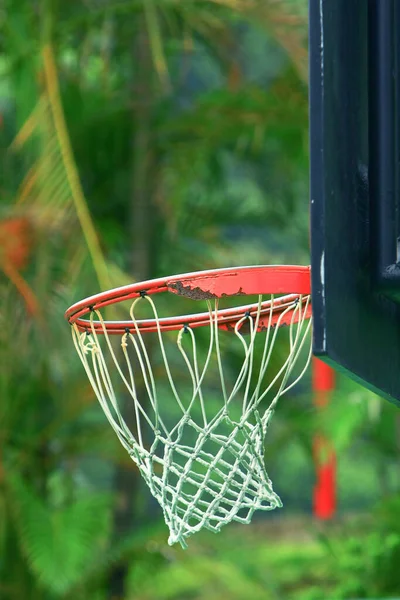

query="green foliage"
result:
[314,387,371,453]
[122,505,400,600]
[129,552,269,600]
[123,522,330,600]
[9,475,113,596]
[316,497,400,599]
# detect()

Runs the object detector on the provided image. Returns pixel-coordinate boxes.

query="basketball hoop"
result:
[65,266,312,547]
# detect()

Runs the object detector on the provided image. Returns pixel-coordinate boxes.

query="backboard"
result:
[310,0,400,405]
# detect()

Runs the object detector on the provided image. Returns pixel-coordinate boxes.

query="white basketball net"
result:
[71,293,312,548]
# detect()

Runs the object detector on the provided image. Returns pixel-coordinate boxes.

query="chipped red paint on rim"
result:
[65,265,311,334]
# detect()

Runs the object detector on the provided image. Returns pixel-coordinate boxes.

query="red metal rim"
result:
[65,265,311,334]
[70,295,311,335]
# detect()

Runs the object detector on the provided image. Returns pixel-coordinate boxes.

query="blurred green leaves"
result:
[130,553,269,600]
[315,497,400,599]
[9,475,112,596]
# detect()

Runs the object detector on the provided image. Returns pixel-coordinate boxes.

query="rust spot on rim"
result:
[221,287,245,297]
[168,281,217,300]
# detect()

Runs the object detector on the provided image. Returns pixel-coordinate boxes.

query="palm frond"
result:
[58,0,307,84]
[143,0,171,90]
[9,475,112,595]
[10,44,112,293]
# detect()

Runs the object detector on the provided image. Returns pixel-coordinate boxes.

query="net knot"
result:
[81,336,99,355]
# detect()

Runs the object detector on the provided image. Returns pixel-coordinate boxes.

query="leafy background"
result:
[1,1,400,599]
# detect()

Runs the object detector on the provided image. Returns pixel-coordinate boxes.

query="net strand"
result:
[71,292,312,548]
